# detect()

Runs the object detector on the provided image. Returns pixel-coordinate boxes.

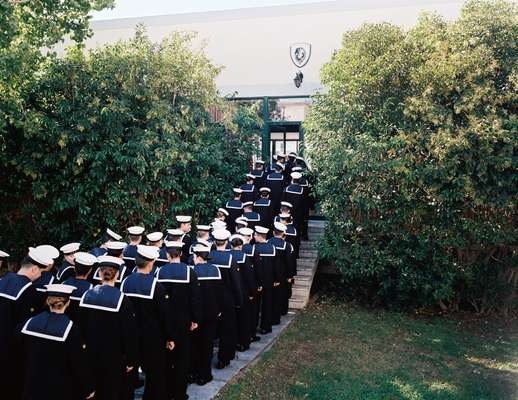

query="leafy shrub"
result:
[305,0,518,313]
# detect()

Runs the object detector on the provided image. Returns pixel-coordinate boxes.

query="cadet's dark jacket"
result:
[250,168,266,188]
[209,250,243,308]
[123,244,138,270]
[56,260,75,283]
[266,172,287,212]
[240,183,258,204]
[231,249,258,300]
[157,262,202,329]
[268,236,289,284]
[252,242,278,288]
[181,234,193,264]
[16,311,94,400]
[282,183,306,225]
[253,198,274,229]
[242,210,261,231]
[0,273,43,399]
[63,277,93,321]
[193,263,224,322]
[77,285,138,400]
[225,199,244,233]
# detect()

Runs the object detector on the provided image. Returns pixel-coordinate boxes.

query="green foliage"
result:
[305,0,518,312]
[0,29,260,258]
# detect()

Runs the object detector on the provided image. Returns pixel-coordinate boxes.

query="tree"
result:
[305,0,518,313]
[0,29,260,259]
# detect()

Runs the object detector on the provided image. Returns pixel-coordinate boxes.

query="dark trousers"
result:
[282,281,292,315]
[168,329,190,400]
[260,288,273,332]
[272,284,283,325]
[250,295,260,337]
[141,346,168,400]
[218,306,237,363]
[236,299,252,348]
[192,320,217,380]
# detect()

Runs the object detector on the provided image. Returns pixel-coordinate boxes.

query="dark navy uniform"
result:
[266,172,287,213]
[282,182,305,231]
[252,242,277,333]
[78,285,138,400]
[180,234,193,264]
[16,311,94,400]
[242,210,261,231]
[242,243,259,337]
[63,277,93,321]
[121,273,174,400]
[0,272,43,399]
[225,199,243,234]
[157,262,201,400]
[240,183,258,204]
[123,244,138,270]
[231,249,257,349]
[56,260,75,282]
[89,247,107,257]
[250,168,265,188]
[210,250,243,365]
[191,263,224,383]
[92,263,131,288]
[33,270,56,305]
[254,198,274,229]
[268,236,296,321]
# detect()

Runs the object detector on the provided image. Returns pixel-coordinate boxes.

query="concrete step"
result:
[300,241,318,250]
[296,268,313,277]
[298,250,318,259]
[292,287,310,298]
[289,298,307,309]
[297,258,317,268]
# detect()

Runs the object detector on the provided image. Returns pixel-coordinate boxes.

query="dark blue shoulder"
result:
[89,247,107,257]
[268,237,287,250]
[80,285,124,312]
[209,250,233,269]
[226,199,243,209]
[121,273,157,299]
[285,184,303,194]
[255,242,276,256]
[157,262,190,283]
[243,243,255,257]
[194,263,222,280]
[231,250,247,264]
[254,198,271,207]
[22,311,73,342]
[0,272,32,300]
[33,271,56,292]
[62,278,92,301]
[243,212,260,221]
[56,261,75,280]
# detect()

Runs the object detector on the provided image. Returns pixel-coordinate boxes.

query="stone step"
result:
[297,258,317,268]
[289,298,307,309]
[298,250,318,259]
[294,274,312,282]
[300,241,318,250]
[293,283,311,291]
[296,268,313,277]
[292,287,310,298]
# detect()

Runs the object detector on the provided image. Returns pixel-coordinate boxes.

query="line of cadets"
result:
[0,152,313,400]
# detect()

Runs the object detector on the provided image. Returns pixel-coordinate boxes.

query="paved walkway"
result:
[135,311,297,400]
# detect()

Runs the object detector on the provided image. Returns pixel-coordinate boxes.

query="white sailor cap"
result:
[211,220,227,229]
[288,152,298,157]
[292,166,303,172]
[275,162,285,170]
[279,212,292,219]
[218,208,229,216]
[238,227,254,236]
[105,241,127,251]
[166,229,184,236]
[274,222,287,232]
[255,160,265,165]
[164,241,184,249]
[60,242,80,255]
[230,234,245,243]
[212,229,231,241]
[254,226,269,234]
[192,243,211,253]
[196,225,211,231]
[281,201,293,209]
[0,250,10,258]
[242,201,254,207]
[146,232,164,242]
[106,228,122,241]
[176,215,192,223]
[235,217,248,226]
[137,245,160,261]
[259,187,271,193]
[45,284,76,297]
[35,245,60,260]
[296,156,305,161]
[97,255,124,269]
[246,173,256,180]
[197,239,212,248]
[128,226,145,235]
[28,247,54,267]
[233,188,243,194]
[74,252,97,267]
[291,172,303,180]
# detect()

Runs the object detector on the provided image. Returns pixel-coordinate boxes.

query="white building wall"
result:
[83,0,465,97]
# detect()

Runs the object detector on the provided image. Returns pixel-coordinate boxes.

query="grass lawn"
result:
[218,296,518,400]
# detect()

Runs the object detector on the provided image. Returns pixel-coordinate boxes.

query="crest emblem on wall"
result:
[290,43,311,68]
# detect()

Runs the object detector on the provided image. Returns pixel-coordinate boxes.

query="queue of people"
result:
[0,153,313,400]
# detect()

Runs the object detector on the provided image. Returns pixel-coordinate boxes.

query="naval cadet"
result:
[191,244,224,386]
[147,231,169,268]
[92,241,131,287]
[242,201,261,231]
[188,225,212,264]
[121,245,175,400]
[56,242,80,282]
[157,241,202,400]
[215,207,229,223]
[90,228,122,257]
[15,283,95,400]
[176,215,193,264]
[279,212,300,259]
[78,255,138,400]
[210,229,243,369]
[230,234,258,351]
[282,171,306,235]
[62,252,96,321]
[123,226,145,269]
[266,162,287,214]
[0,247,51,399]
[234,216,249,234]
[252,226,278,334]
[240,174,258,204]
[253,187,274,229]
[249,159,266,188]
[32,244,59,295]
[225,188,244,233]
